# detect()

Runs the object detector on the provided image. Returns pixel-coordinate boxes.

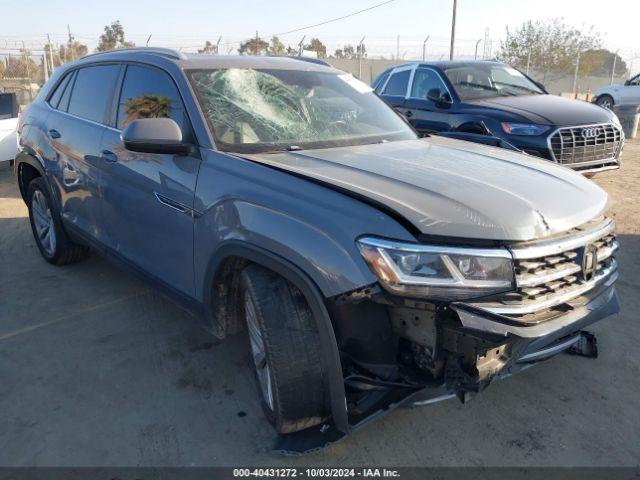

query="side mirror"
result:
[624,79,631,86]
[122,118,191,155]
[426,88,452,107]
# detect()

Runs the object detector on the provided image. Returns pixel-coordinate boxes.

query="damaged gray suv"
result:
[15,48,619,452]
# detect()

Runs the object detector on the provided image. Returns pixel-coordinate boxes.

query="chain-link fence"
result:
[1,33,638,105]
[0,52,48,105]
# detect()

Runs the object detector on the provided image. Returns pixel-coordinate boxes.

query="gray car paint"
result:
[243,135,610,242]
[19,51,610,303]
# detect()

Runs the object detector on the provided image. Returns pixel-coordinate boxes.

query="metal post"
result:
[474,38,482,60]
[67,24,74,61]
[358,36,366,79]
[255,31,259,55]
[610,51,618,85]
[298,35,305,56]
[22,41,33,101]
[47,34,55,73]
[216,36,222,54]
[449,0,457,60]
[526,50,531,75]
[572,50,581,96]
[146,34,152,47]
[422,36,429,61]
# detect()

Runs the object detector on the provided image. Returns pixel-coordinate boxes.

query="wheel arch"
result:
[15,151,46,202]
[202,240,349,433]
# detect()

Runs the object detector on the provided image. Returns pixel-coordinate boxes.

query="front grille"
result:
[468,218,619,320]
[549,123,622,165]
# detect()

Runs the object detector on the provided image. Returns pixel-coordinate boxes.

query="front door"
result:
[621,74,640,105]
[404,68,454,134]
[98,64,200,297]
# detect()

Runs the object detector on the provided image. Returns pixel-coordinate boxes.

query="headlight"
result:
[357,237,514,301]
[501,123,550,136]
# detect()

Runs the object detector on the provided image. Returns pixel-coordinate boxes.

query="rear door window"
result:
[383,69,411,96]
[116,65,191,140]
[67,65,121,124]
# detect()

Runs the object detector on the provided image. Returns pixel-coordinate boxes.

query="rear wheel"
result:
[596,95,614,110]
[240,265,328,434]
[27,177,89,265]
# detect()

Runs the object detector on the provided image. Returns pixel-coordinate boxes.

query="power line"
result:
[269,0,395,38]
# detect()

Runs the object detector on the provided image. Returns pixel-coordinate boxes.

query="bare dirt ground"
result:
[0,141,639,467]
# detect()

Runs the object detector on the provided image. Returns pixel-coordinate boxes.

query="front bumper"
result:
[275,281,619,454]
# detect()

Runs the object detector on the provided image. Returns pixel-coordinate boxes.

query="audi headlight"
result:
[357,237,514,301]
[501,123,550,136]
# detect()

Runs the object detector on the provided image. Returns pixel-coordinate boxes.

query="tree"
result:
[268,36,286,56]
[304,38,327,58]
[498,18,602,77]
[0,60,5,78]
[285,45,298,56]
[334,45,359,59]
[59,40,88,62]
[198,40,217,54]
[238,36,269,55]
[97,21,135,52]
[580,49,627,76]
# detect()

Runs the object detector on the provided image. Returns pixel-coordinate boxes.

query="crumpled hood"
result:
[242,137,610,242]
[469,94,612,126]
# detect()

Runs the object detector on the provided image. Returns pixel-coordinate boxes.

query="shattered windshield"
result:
[188,68,416,153]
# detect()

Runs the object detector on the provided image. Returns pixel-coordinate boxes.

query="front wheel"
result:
[596,95,614,110]
[240,265,328,434]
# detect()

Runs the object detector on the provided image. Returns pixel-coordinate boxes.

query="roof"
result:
[75,47,339,73]
[394,59,505,69]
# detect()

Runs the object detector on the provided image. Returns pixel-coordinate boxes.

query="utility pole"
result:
[449,0,457,60]
[22,41,33,101]
[610,50,619,85]
[298,35,305,56]
[572,50,581,96]
[526,49,531,75]
[255,31,259,55]
[67,24,74,61]
[422,36,429,61]
[358,36,366,79]
[47,33,55,75]
[474,38,482,60]
[216,36,222,54]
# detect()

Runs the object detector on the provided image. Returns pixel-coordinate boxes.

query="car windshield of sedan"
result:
[188,68,416,153]
[443,64,544,101]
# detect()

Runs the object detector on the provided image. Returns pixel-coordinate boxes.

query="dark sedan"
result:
[373,60,624,174]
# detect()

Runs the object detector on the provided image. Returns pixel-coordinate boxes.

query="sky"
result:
[1,0,638,66]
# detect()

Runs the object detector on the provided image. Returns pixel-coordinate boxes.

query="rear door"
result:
[98,63,200,297]
[44,64,122,239]
[404,67,454,134]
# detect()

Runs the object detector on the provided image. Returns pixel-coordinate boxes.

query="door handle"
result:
[48,129,61,139]
[101,149,118,162]
[405,110,413,118]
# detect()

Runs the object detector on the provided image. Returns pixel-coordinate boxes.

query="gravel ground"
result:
[0,141,639,467]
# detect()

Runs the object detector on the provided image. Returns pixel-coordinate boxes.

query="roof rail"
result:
[80,47,187,61]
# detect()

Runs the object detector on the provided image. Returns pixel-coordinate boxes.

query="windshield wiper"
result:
[492,81,541,94]
[457,81,499,92]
